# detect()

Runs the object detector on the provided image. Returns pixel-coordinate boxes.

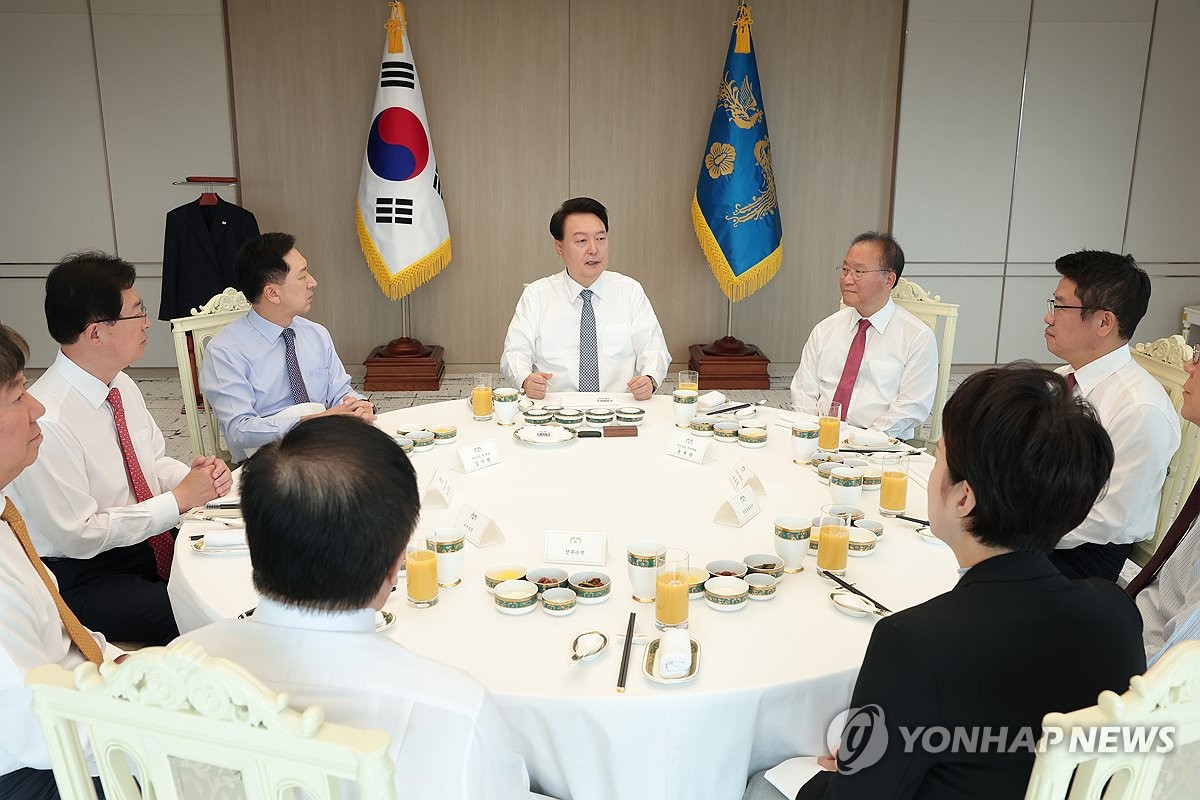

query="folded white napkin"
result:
[697,390,726,409]
[774,412,820,429]
[202,530,248,550]
[658,628,692,678]
[765,756,827,797]
[844,428,890,446]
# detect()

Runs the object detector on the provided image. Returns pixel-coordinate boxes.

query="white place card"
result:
[422,467,454,509]
[713,486,761,528]
[665,429,716,464]
[458,439,502,473]
[728,460,767,496]
[544,530,608,566]
[454,504,505,547]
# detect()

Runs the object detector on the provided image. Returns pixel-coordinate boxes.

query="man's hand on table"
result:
[523,372,552,399]
[302,397,376,423]
[628,375,654,401]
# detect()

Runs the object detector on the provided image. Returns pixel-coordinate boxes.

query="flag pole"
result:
[726,298,733,338]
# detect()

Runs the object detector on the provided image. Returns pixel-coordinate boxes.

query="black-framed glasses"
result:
[1046,299,1102,319]
[836,266,889,280]
[96,303,148,323]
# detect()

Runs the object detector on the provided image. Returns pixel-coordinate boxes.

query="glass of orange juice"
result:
[471,373,494,421]
[815,512,850,578]
[818,400,842,452]
[678,370,699,393]
[406,548,439,608]
[655,548,690,630]
[877,453,909,518]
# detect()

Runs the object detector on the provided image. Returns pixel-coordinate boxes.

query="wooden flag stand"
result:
[363,295,445,391]
[687,300,770,389]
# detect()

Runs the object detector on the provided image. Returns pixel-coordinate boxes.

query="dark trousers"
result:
[1049,542,1132,582]
[46,539,179,645]
[0,767,105,800]
[794,770,831,800]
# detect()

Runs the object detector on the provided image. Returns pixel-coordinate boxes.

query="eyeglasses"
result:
[1046,299,1103,319]
[1189,347,1200,367]
[96,303,148,324]
[836,266,890,280]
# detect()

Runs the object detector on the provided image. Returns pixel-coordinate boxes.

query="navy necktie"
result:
[282,327,310,403]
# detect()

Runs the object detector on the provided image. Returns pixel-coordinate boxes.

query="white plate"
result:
[839,437,903,451]
[829,590,886,618]
[376,610,395,632]
[191,540,249,556]
[642,637,701,684]
[918,528,947,546]
[513,425,577,447]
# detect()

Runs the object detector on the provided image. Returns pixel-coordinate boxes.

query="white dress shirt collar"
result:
[1072,344,1132,397]
[51,350,112,410]
[854,298,897,334]
[561,270,609,302]
[251,596,377,633]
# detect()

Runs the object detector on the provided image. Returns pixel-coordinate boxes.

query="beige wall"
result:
[226,0,904,372]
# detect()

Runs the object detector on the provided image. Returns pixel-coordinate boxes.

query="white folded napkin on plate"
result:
[697,390,726,409]
[658,628,692,678]
[843,428,890,446]
[203,530,248,550]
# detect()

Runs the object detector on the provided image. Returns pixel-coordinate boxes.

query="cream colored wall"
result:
[225,0,904,373]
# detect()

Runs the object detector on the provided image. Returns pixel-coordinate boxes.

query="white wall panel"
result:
[1123,0,1200,263]
[901,270,1003,363]
[892,0,1029,263]
[1006,0,1154,263]
[996,271,1060,364]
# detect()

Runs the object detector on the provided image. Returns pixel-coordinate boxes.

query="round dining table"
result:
[168,393,958,800]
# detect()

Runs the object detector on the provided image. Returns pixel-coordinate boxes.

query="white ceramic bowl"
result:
[706,559,748,579]
[541,587,577,616]
[525,566,568,592]
[492,580,538,615]
[568,571,612,604]
[745,573,778,600]
[704,576,749,612]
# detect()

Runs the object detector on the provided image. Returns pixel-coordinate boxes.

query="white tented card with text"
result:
[422,467,454,509]
[455,504,505,547]
[544,530,608,566]
[665,429,716,464]
[728,460,767,495]
[458,439,502,473]
[713,486,761,528]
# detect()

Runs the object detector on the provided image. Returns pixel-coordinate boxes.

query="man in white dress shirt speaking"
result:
[790,233,938,440]
[500,197,670,400]
[181,416,536,799]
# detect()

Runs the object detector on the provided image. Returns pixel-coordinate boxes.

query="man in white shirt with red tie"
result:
[8,252,232,645]
[790,232,938,440]
[1043,249,1179,581]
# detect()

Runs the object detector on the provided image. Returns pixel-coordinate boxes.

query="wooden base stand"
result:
[363,337,445,391]
[688,337,770,389]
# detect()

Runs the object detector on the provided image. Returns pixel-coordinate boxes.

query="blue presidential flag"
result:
[692,2,782,302]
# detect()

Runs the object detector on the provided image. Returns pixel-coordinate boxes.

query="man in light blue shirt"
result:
[200,232,374,461]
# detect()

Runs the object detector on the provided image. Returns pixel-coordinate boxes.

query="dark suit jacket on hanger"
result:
[802,551,1145,800]
[158,197,260,321]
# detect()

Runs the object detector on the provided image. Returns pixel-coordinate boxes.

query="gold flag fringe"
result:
[691,192,781,303]
[356,201,451,301]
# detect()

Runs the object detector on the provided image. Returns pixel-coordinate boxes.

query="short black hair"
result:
[851,231,905,279]
[236,232,297,304]
[941,364,1114,552]
[0,323,29,386]
[240,416,420,611]
[1054,250,1150,341]
[44,252,137,345]
[549,197,608,241]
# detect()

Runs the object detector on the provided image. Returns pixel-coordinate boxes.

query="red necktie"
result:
[1127,481,1200,597]
[107,387,174,581]
[1066,372,1078,394]
[832,318,872,421]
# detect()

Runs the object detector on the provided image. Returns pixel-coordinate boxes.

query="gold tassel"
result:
[356,202,451,300]
[386,1,407,54]
[691,192,781,302]
[733,3,753,54]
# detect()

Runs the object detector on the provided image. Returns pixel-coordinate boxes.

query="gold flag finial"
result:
[733,3,752,54]
[386,1,407,54]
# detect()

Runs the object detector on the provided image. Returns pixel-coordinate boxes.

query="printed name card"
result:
[728,460,767,496]
[422,467,454,509]
[458,439,502,473]
[665,429,716,464]
[713,487,761,528]
[544,530,608,566]
[454,504,505,547]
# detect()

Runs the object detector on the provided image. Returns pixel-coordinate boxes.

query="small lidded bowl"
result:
[542,404,564,416]
[615,406,646,426]
[862,467,883,491]
[492,579,538,615]
[689,415,716,437]
[555,408,584,429]
[713,421,741,442]
[408,430,435,453]
[484,563,526,590]
[541,587,577,616]
[825,504,866,522]
[687,567,709,600]
[849,529,879,557]
[586,407,615,428]
[706,559,748,579]
[431,424,458,445]
[745,573,778,600]
[391,435,414,455]
[738,427,767,449]
[816,461,842,484]
[568,571,612,604]
[810,452,844,471]
[854,518,885,538]
[704,576,750,612]
[743,553,785,579]
[525,566,568,592]
[523,409,553,425]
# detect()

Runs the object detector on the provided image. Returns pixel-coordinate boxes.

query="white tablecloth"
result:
[168,395,958,800]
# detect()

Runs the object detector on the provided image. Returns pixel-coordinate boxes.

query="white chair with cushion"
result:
[1024,640,1200,800]
[890,278,958,448]
[1131,335,1200,567]
[171,289,251,460]
[26,639,395,800]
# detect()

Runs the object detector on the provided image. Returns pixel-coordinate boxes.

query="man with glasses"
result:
[8,252,232,644]
[1043,250,1179,581]
[790,232,937,440]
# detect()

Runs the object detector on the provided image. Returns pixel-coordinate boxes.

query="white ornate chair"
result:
[26,640,395,800]
[1131,335,1200,567]
[890,278,958,448]
[170,289,251,459]
[1024,640,1200,800]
